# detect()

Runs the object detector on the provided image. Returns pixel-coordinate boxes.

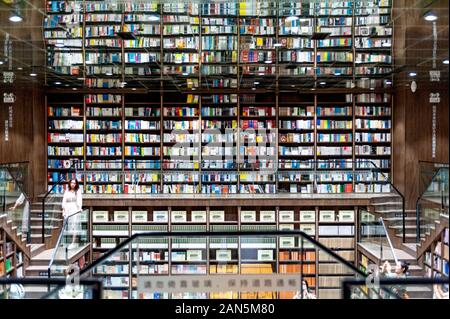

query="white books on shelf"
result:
[210,243,238,249]
[171,243,207,249]
[279,224,294,231]
[241,243,276,249]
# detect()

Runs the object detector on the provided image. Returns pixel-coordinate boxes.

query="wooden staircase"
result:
[0,214,32,262]
[416,214,449,261]
[28,200,63,247]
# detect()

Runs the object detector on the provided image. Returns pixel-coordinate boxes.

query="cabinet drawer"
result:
[319,210,336,222]
[300,210,316,222]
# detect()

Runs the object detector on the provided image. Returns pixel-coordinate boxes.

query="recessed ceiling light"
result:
[9,13,23,23]
[77,77,85,80]
[386,80,392,85]
[409,72,417,77]
[443,59,449,65]
[54,82,62,85]
[121,81,127,86]
[0,61,3,65]
[334,72,342,76]
[17,67,23,70]
[65,84,69,87]
[182,72,189,76]
[319,81,326,85]
[311,88,316,91]
[264,60,272,64]
[252,88,256,91]
[72,88,77,91]
[274,43,282,47]
[254,81,260,85]
[30,73,37,77]
[105,72,113,76]
[132,88,137,91]
[424,11,438,22]
[291,85,295,88]
[370,87,375,90]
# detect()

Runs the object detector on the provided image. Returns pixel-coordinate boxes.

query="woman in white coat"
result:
[61,179,82,250]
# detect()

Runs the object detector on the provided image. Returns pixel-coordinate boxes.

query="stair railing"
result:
[380,217,399,264]
[47,209,90,279]
[0,162,32,242]
[416,166,449,243]
[41,160,79,243]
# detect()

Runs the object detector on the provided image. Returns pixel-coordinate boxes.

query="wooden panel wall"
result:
[0,0,47,199]
[0,85,47,199]
[393,0,449,209]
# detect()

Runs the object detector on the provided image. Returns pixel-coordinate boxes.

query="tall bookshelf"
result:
[45,0,394,194]
[423,227,449,279]
[0,230,29,279]
[88,204,358,299]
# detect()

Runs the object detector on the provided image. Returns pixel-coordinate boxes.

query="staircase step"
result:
[30,225,59,230]
[30,233,52,239]
[389,225,419,230]
[28,244,46,257]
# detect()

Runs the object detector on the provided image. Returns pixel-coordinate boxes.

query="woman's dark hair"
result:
[401,261,409,274]
[67,179,79,192]
[302,279,310,292]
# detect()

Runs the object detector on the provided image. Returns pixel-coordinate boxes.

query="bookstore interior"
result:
[0,0,448,301]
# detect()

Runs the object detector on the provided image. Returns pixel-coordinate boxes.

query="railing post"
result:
[42,198,45,244]
[402,196,406,243]
[416,204,421,243]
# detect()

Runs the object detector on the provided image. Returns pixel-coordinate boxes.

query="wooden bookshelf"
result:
[0,229,29,278]
[423,227,449,279]
[86,203,361,299]
[45,0,393,195]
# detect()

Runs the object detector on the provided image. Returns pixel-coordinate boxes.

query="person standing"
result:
[381,260,410,299]
[61,179,82,250]
[293,280,317,299]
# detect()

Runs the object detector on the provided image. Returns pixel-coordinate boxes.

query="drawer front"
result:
[210,210,225,223]
[131,211,147,223]
[300,210,316,222]
[279,210,294,222]
[319,210,336,222]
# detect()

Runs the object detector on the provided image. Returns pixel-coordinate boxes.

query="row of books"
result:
[48,106,82,117]
[49,120,83,130]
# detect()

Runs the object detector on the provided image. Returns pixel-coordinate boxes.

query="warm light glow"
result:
[9,14,23,22]
[424,12,438,22]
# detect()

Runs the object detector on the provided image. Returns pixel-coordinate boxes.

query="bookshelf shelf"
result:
[45,1,392,197]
